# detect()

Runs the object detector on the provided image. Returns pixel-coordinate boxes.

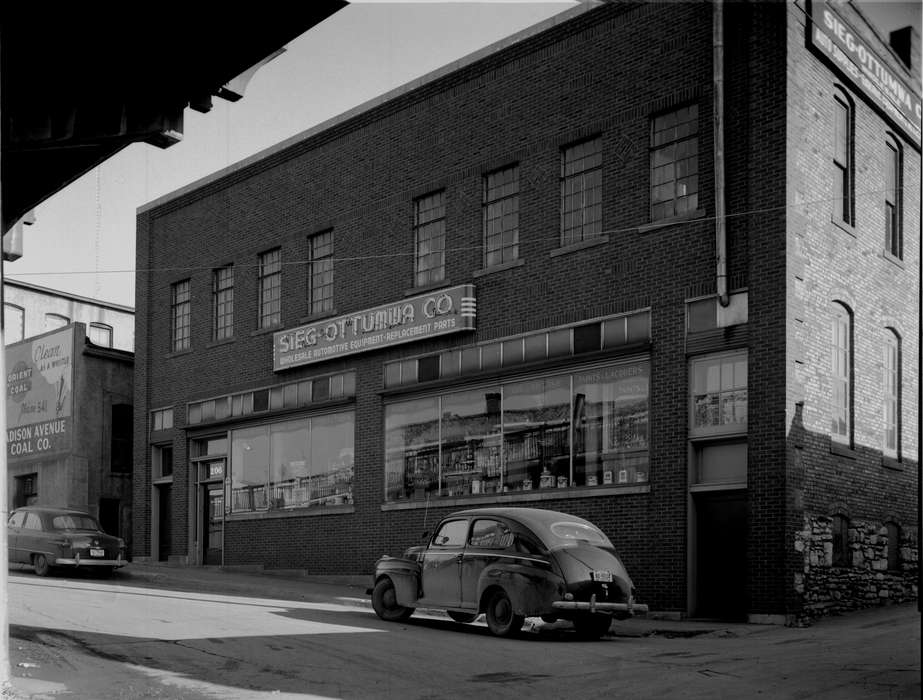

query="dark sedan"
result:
[8,505,127,577]
[369,506,647,638]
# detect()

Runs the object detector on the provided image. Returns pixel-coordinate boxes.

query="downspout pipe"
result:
[714,0,729,307]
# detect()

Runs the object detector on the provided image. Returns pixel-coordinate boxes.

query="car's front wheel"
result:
[485,588,524,637]
[573,613,612,639]
[371,577,414,622]
[32,554,51,577]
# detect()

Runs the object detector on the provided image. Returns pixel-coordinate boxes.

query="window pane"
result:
[503,375,570,492]
[440,388,502,497]
[385,397,439,502]
[561,137,602,244]
[650,106,698,221]
[230,425,270,512]
[307,412,355,507]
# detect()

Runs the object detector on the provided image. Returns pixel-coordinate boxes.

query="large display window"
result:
[230,411,354,512]
[384,360,649,502]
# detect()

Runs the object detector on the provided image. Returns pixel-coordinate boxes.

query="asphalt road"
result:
[6,564,921,699]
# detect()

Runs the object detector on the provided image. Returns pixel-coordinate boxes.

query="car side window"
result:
[432,519,468,547]
[23,513,43,530]
[8,511,25,528]
[514,535,545,556]
[468,519,514,549]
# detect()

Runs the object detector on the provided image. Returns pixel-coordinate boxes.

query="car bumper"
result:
[552,599,649,615]
[55,555,126,568]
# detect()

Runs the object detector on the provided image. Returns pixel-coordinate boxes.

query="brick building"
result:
[133,1,919,622]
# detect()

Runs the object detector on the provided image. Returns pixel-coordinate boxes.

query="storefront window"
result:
[230,411,354,512]
[385,397,439,501]
[383,360,650,502]
[573,364,650,486]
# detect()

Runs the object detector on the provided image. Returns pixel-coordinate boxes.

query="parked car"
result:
[7,505,127,577]
[369,506,647,638]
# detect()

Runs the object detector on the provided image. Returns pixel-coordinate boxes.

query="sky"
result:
[5,0,921,308]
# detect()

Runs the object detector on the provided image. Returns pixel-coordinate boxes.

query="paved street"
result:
[6,564,921,699]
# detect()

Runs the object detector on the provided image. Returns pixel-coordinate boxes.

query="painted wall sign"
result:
[6,326,74,459]
[807,1,922,149]
[274,284,476,371]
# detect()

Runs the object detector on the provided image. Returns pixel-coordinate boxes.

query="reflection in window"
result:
[230,412,354,512]
[831,302,852,443]
[469,519,513,549]
[690,352,748,433]
[383,360,650,502]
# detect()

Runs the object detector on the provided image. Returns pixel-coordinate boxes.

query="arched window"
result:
[830,302,853,444]
[882,329,901,458]
[89,323,113,348]
[45,313,69,331]
[884,135,903,259]
[833,89,854,226]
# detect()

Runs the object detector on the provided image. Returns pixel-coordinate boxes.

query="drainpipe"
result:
[714,0,729,308]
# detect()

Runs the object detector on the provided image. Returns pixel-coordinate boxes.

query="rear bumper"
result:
[552,600,649,615]
[55,555,126,568]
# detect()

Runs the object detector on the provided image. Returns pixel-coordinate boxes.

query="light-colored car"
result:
[8,505,127,577]
[369,506,647,638]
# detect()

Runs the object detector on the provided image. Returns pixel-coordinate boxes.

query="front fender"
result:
[373,555,421,607]
[478,564,563,617]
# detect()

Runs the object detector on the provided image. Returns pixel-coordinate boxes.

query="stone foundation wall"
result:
[793,515,918,623]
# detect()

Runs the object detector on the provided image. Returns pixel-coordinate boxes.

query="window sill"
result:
[165,348,193,359]
[829,440,856,458]
[206,337,236,349]
[881,250,905,269]
[637,209,706,234]
[299,309,338,324]
[153,476,174,486]
[830,217,857,238]
[881,455,904,471]
[226,504,355,521]
[474,259,525,277]
[250,324,282,337]
[404,280,452,297]
[549,236,609,257]
[380,484,650,511]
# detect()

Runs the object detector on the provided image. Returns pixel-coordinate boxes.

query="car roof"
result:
[446,506,597,532]
[13,505,93,517]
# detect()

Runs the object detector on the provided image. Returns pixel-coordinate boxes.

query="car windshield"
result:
[547,520,611,547]
[52,515,100,531]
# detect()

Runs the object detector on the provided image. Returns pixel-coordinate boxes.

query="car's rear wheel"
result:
[485,589,523,637]
[447,611,479,624]
[573,613,612,639]
[371,577,414,622]
[32,554,51,577]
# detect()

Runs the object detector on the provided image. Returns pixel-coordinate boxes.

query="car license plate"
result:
[591,570,612,583]
[90,548,105,558]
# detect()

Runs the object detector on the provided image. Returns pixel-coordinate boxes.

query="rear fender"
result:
[478,564,562,617]
[374,556,421,607]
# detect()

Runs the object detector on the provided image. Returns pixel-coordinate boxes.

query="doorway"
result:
[157,484,172,562]
[202,483,224,565]
[99,498,120,536]
[693,490,747,620]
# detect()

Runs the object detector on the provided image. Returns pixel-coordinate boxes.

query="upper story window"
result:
[414,191,446,287]
[45,313,69,331]
[689,350,748,436]
[213,265,234,341]
[650,105,699,221]
[830,302,853,444]
[561,136,602,245]
[4,304,24,343]
[308,230,334,315]
[483,165,520,267]
[258,248,282,329]
[883,329,901,458]
[884,135,903,259]
[833,90,854,226]
[88,323,113,347]
[170,280,191,352]
[151,407,174,433]
[154,443,174,479]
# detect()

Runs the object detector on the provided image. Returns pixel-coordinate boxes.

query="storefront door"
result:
[694,491,747,620]
[203,484,224,565]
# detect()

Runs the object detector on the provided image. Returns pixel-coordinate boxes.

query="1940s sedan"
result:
[369,507,647,638]
[7,505,127,577]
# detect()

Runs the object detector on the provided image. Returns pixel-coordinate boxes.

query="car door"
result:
[7,511,26,563]
[419,518,468,607]
[18,511,46,561]
[460,518,515,609]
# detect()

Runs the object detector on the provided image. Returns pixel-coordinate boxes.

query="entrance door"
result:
[694,491,747,620]
[203,484,224,565]
[157,484,172,562]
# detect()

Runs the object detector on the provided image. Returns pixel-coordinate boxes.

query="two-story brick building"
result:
[132,1,919,622]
